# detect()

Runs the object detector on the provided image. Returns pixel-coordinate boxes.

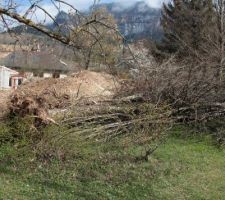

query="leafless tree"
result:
[0,0,122,70]
[215,0,225,80]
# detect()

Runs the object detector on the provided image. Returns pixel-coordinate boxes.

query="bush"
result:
[0,117,37,145]
[0,117,70,162]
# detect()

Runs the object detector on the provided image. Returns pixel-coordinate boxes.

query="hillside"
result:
[95,1,162,41]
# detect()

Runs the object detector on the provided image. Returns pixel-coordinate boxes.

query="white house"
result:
[0,51,74,79]
[0,66,23,90]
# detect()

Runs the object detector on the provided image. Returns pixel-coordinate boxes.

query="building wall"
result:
[43,73,52,78]
[0,66,68,90]
[0,67,11,89]
[60,74,67,79]
[11,76,23,89]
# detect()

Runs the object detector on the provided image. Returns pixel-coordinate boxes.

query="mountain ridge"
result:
[10,1,163,41]
[97,1,162,40]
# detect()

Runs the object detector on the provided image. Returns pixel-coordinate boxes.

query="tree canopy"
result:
[160,0,215,57]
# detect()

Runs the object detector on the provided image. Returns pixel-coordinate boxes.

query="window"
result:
[33,72,38,77]
[18,78,23,85]
[9,78,12,87]
[53,72,60,78]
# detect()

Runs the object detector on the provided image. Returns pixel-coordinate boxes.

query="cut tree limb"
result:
[0,7,83,48]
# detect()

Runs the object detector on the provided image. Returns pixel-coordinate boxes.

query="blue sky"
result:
[14,0,166,10]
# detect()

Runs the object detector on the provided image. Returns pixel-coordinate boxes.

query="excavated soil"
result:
[12,70,119,110]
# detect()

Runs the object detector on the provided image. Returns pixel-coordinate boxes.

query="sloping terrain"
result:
[0,133,224,199]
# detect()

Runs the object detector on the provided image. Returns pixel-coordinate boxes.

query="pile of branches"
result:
[174,103,225,123]
[121,43,225,144]
[7,89,173,160]
[9,94,56,127]
[60,98,172,160]
[122,50,225,122]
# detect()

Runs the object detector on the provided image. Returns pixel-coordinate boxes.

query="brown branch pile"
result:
[59,99,172,160]
[174,103,225,123]
[10,94,46,117]
[9,94,56,126]
[120,45,225,124]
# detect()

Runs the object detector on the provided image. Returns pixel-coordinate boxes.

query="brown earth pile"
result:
[0,70,119,124]
[7,70,119,125]
[12,70,119,109]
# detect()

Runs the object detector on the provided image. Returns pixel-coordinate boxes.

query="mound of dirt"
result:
[13,70,119,109]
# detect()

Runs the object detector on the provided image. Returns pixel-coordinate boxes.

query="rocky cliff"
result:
[95,1,162,41]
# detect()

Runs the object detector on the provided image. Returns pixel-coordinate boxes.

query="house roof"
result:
[0,65,18,75]
[0,51,74,73]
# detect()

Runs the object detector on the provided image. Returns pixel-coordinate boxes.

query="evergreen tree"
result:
[160,0,215,57]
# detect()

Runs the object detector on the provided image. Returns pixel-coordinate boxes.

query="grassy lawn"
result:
[0,133,225,200]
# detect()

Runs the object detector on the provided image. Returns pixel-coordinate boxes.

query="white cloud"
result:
[38,0,167,12]
[112,0,166,8]
[145,0,166,8]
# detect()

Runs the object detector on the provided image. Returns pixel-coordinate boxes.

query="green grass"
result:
[0,133,225,200]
